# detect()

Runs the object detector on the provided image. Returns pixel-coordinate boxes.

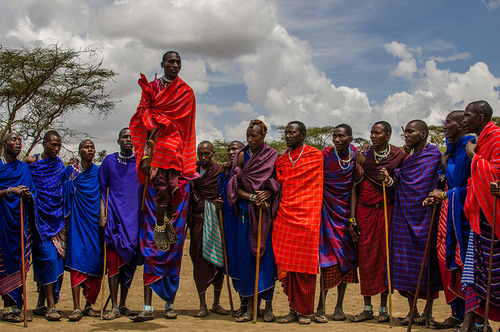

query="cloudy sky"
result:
[1,0,499,153]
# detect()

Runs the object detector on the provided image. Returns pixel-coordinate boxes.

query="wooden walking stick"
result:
[100,187,110,319]
[407,204,438,332]
[382,181,393,327]
[484,196,497,332]
[141,140,155,211]
[19,198,28,327]
[218,208,235,314]
[253,208,263,323]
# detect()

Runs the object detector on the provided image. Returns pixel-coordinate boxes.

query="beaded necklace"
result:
[334,146,353,171]
[288,144,305,168]
[374,145,391,164]
[118,151,134,164]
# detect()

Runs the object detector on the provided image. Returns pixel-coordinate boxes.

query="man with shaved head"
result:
[0,133,37,323]
[459,100,500,331]
[227,120,280,322]
[349,121,404,323]
[188,141,229,317]
[381,119,442,325]
[25,130,65,321]
[130,51,196,252]
[423,111,473,329]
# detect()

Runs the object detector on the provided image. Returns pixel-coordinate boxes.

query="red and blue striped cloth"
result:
[391,144,443,295]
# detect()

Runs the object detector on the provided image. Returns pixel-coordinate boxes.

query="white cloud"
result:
[482,0,500,10]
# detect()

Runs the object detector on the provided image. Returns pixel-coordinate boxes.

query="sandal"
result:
[154,225,170,252]
[298,314,311,324]
[45,307,62,321]
[397,312,420,326]
[350,306,374,322]
[211,304,230,315]
[82,306,100,317]
[130,309,154,322]
[332,307,346,321]
[378,311,390,323]
[263,310,275,322]
[474,323,493,332]
[68,309,83,322]
[415,312,435,326]
[278,311,298,324]
[235,311,253,322]
[119,306,137,317]
[165,220,179,244]
[165,308,178,319]
[33,305,48,316]
[431,315,462,329]
[313,311,328,323]
[233,306,247,318]
[194,305,209,317]
[103,307,121,320]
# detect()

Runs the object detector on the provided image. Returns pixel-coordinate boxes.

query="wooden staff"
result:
[253,208,263,323]
[218,208,235,313]
[100,187,110,319]
[19,198,28,327]
[407,204,438,332]
[141,140,155,211]
[484,196,497,332]
[382,182,393,327]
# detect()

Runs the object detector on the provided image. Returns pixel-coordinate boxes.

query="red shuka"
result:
[464,121,500,240]
[130,74,197,182]
[273,145,323,275]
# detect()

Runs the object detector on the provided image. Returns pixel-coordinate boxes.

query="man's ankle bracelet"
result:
[143,305,153,312]
[364,305,373,311]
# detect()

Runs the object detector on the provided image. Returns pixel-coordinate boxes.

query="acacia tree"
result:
[0,45,117,157]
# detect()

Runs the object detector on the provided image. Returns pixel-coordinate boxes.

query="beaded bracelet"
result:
[6,187,12,197]
[441,191,447,200]
[349,217,356,223]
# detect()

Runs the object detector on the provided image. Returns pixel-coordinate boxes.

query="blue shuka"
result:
[98,152,141,287]
[0,158,37,308]
[64,164,103,277]
[443,136,474,269]
[28,155,65,301]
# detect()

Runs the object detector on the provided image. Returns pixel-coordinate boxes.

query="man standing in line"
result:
[0,133,36,323]
[314,124,357,323]
[382,120,442,325]
[25,131,66,321]
[459,100,500,331]
[349,121,404,323]
[130,51,197,251]
[217,140,246,315]
[227,120,280,322]
[98,128,141,320]
[273,121,324,324]
[64,139,103,321]
[423,111,473,329]
[189,141,229,317]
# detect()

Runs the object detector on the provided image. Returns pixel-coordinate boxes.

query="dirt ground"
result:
[2,239,465,332]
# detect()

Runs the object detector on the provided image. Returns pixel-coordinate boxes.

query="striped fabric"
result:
[202,200,224,268]
[273,145,323,275]
[281,271,317,315]
[322,265,356,290]
[130,74,197,183]
[391,144,443,294]
[464,121,500,240]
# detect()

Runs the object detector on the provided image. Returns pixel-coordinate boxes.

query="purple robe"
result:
[319,145,357,271]
[98,152,141,266]
[227,143,280,255]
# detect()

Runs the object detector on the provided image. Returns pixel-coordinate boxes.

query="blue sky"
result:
[0,0,499,153]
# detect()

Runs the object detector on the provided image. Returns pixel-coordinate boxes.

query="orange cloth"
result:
[273,145,323,275]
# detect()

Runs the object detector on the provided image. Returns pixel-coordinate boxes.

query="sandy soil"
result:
[2,238,465,332]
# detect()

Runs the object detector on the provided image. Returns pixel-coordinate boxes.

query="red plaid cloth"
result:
[130,75,197,182]
[322,264,356,290]
[465,121,500,240]
[273,145,323,275]
[356,180,390,296]
[280,271,316,316]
